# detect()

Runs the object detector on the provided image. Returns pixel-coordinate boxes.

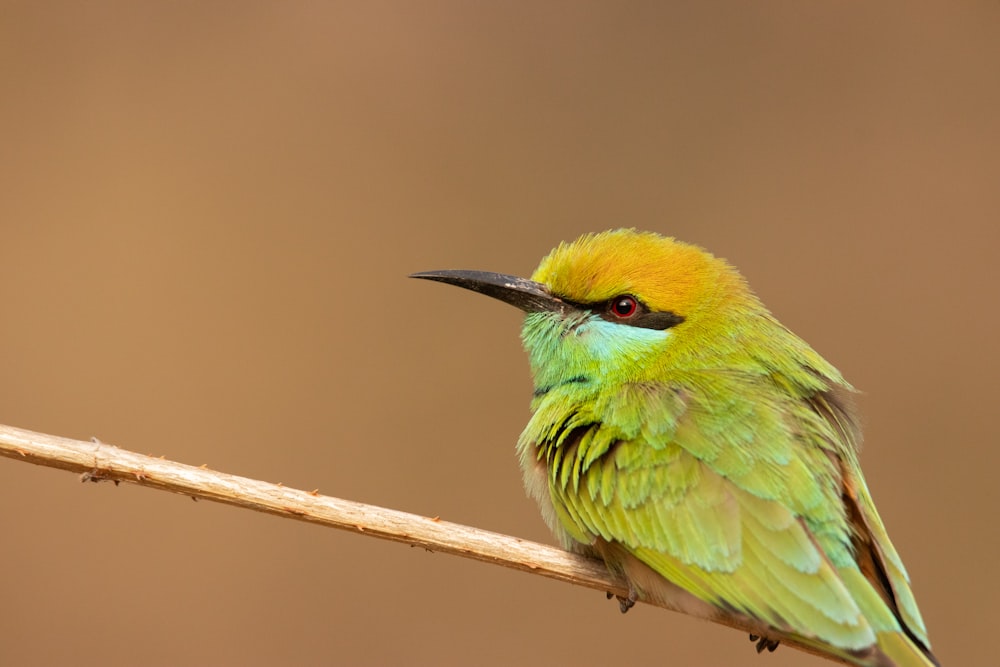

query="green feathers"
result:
[413,229,937,667]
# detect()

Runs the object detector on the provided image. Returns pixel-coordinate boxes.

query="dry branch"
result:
[0,423,849,665]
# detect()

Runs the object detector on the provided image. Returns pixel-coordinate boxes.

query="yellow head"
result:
[531,229,750,326]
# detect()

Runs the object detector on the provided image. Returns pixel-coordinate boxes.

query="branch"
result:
[0,423,849,666]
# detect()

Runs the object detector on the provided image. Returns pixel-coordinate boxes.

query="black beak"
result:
[410,270,567,314]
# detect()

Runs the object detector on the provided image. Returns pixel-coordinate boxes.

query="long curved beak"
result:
[410,270,567,314]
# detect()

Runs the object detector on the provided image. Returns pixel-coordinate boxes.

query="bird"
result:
[411,229,937,667]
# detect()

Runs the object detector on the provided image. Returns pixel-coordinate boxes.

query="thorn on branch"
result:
[80,468,120,486]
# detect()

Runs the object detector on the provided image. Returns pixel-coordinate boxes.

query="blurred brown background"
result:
[1,3,996,666]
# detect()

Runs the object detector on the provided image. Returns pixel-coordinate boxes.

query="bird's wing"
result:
[840,460,934,650]
[543,379,900,653]
[811,390,934,656]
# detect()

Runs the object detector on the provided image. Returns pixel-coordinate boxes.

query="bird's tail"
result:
[875,631,940,667]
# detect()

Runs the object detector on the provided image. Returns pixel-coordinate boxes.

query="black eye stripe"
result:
[558,295,685,331]
[628,310,685,330]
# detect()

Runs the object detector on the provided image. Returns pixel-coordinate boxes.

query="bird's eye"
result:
[610,295,638,318]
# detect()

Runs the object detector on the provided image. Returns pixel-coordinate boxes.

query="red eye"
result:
[610,295,638,318]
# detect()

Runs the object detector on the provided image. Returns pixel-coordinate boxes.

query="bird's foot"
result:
[748,634,780,654]
[605,589,637,614]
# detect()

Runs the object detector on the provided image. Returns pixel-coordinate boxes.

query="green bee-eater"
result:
[413,229,937,667]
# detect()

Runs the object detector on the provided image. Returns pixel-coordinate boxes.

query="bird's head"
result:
[412,229,760,394]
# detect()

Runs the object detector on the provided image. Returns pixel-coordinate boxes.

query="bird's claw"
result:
[606,589,637,614]
[748,634,780,653]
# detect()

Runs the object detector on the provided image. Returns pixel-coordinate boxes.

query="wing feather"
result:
[544,380,882,651]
